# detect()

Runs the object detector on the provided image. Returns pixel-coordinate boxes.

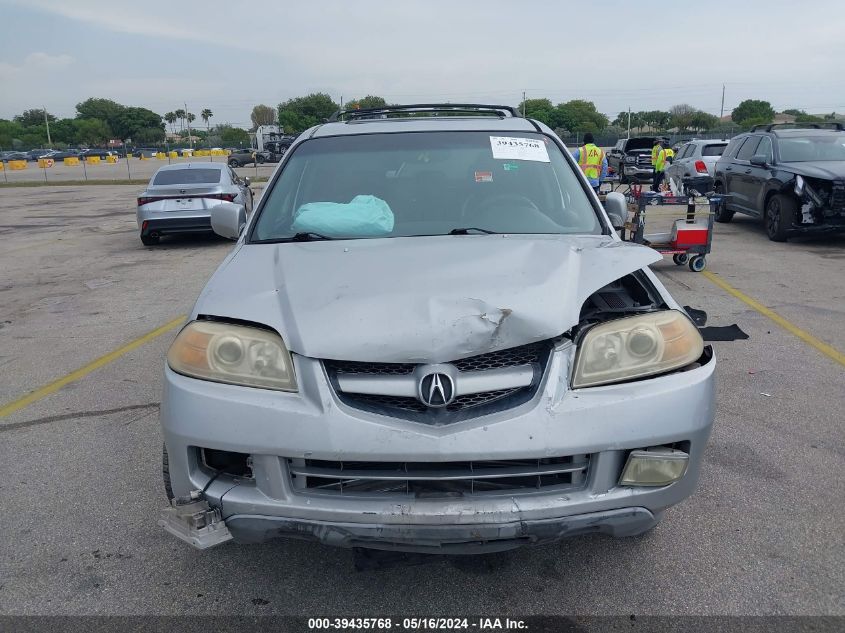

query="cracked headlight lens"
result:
[167,320,297,391]
[572,310,703,388]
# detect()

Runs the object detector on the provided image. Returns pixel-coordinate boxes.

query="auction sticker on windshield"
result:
[490,136,550,162]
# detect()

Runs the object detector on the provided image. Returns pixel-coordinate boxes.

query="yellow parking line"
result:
[0,315,186,419]
[702,271,845,367]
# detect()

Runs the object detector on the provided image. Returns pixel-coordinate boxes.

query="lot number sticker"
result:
[490,136,550,162]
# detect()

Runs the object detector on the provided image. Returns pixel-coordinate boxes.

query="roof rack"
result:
[751,122,844,132]
[328,103,522,122]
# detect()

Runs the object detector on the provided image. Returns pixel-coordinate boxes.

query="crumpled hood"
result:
[193,235,661,363]
[789,162,845,181]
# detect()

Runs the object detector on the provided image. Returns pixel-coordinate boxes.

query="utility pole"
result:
[522,91,526,117]
[627,107,631,139]
[44,106,52,148]
[720,84,725,121]
[184,102,193,150]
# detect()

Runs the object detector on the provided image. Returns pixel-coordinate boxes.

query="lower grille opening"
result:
[200,448,252,478]
[289,455,590,497]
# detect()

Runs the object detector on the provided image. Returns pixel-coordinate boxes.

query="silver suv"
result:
[159,104,715,554]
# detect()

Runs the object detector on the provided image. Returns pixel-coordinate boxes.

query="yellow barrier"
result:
[211,149,227,156]
[0,161,4,171]
[168,151,178,159]
[156,152,166,159]
[37,158,55,168]
[9,160,27,170]
[64,157,80,166]
[86,156,101,165]
[106,155,118,163]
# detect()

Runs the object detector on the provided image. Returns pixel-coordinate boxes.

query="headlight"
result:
[571,310,703,388]
[167,320,297,391]
[794,174,804,196]
[624,156,636,163]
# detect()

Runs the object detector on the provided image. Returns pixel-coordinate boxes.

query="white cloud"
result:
[0,51,74,79]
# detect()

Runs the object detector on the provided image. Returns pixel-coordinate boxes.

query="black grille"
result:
[831,184,845,213]
[323,341,552,424]
[289,455,590,497]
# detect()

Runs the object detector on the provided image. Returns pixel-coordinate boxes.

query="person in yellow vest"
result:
[651,138,668,192]
[571,133,607,194]
[664,145,675,164]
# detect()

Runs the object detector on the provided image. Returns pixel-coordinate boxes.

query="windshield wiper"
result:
[290,231,334,241]
[448,227,499,235]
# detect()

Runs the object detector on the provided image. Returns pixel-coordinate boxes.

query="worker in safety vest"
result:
[571,133,607,193]
[651,139,667,192]
[664,145,675,164]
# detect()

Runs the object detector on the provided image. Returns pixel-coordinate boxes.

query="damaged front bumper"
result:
[160,338,716,553]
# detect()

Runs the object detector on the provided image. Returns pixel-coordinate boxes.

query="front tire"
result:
[228,159,238,168]
[765,194,795,242]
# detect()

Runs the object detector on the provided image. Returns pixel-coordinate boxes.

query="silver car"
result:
[136,163,253,245]
[159,104,715,554]
[665,139,728,193]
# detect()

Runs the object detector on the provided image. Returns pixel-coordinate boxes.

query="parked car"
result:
[1,151,27,161]
[607,136,659,183]
[136,163,254,245]
[133,148,159,158]
[44,149,81,160]
[227,148,272,167]
[78,148,115,160]
[713,123,845,241]
[665,140,728,192]
[158,104,714,554]
[25,148,52,161]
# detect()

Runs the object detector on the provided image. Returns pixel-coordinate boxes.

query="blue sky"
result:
[2,0,844,126]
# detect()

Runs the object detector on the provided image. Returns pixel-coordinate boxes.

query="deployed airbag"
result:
[292,195,394,237]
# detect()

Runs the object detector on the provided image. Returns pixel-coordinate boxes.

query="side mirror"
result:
[211,203,247,240]
[750,155,767,167]
[603,191,627,230]
[243,176,251,186]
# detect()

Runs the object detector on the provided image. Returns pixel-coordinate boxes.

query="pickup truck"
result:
[607,137,658,183]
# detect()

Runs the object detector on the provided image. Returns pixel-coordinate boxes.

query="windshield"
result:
[251,131,602,241]
[778,133,845,162]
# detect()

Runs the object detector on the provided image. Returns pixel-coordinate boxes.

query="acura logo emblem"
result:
[418,372,455,408]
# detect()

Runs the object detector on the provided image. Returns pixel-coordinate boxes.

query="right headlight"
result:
[167,320,297,391]
[624,156,636,163]
[571,310,703,388]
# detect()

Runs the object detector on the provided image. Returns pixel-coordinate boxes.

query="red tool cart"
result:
[623,186,724,272]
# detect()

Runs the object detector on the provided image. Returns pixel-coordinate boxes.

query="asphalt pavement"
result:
[0,185,843,616]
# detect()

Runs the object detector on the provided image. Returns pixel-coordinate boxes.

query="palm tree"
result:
[164,112,176,134]
[174,108,186,134]
[201,108,213,133]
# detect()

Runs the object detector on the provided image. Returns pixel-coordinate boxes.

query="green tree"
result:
[114,107,163,139]
[669,104,697,132]
[14,109,56,127]
[74,118,112,145]
[555,99,608,134]
[49,118,78,145]
[220,126,250,146]
[277,93,339,134]
[731,99,775,126]
[345,95,389,111]
[250,104,276,130]
[0,119,25,148]
[795,113,824,123]
[174,108,186,133]
[75,98,123,125]
[782,109,805,117]
[201,108,213,132]
[689,111,718,132]
[517,99,556,126]
[134,127,165,144]
[164,112,177,134]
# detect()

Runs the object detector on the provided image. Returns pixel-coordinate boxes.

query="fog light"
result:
[619,448,689,486]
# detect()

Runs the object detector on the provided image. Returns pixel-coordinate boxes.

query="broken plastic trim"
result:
[158,491,233,549]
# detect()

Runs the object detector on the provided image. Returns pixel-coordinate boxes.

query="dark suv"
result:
[713,123,845,241]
